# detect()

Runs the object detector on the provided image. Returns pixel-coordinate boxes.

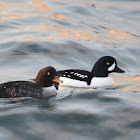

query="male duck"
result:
[58,56,125,88]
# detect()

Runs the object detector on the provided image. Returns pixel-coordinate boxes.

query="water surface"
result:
[0,0,140,140]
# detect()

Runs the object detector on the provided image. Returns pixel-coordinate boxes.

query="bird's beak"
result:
[113,66,125,73]
[52,76,63,83]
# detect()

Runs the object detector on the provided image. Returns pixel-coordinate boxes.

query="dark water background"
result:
[0,0,140,140]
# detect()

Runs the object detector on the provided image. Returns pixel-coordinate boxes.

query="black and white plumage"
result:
[0,66,62,98]
[58,70,91,85]
[58,56,125,88]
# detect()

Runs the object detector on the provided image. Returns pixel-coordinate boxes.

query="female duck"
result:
[0,66,62,98]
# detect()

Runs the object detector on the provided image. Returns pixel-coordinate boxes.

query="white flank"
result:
[90,77,114,88]
[108,62,116,71]
[60,76,114,88]
[60,77,88,87]
[42,86,57,97]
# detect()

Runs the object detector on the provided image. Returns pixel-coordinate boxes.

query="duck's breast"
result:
[90,77,114,88]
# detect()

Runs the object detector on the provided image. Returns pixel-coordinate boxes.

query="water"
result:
[0,0,140,140]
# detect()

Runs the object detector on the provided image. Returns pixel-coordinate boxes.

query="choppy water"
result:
[0,0,140,140]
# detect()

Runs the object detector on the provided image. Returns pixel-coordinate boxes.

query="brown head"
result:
[35,66,62,87]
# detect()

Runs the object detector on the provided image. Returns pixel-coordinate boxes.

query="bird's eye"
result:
[106,62,110,65]
[47,72,51,75]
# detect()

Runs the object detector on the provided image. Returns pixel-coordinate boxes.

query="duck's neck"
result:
[91,66,109,77]
[88,67,110,86]
[35,77,53,87]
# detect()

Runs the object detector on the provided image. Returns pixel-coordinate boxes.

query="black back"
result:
[0,81,42,98]
[58,69,92,85]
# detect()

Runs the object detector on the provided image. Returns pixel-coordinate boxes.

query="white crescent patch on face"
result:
[108,62,116,71]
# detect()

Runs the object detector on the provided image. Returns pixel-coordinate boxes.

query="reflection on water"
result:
[24,36,54,41]
[0,0,140,140]
[0,0,139,45]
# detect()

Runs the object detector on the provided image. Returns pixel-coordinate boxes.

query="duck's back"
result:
[58,69,91,81]
[58,69,92,87]
[0,81,42,98]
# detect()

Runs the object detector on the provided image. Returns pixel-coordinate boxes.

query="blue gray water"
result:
[0,0,140,140]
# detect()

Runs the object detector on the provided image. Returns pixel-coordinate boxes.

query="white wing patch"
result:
[108,62,116,71]
[62,72,88,79]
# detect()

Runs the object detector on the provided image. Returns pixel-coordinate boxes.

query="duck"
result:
[58,56,125,88]
[0,66,62,98]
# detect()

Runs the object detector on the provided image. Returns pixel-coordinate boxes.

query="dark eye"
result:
[106,62,110,65]
[47,72,51,75]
